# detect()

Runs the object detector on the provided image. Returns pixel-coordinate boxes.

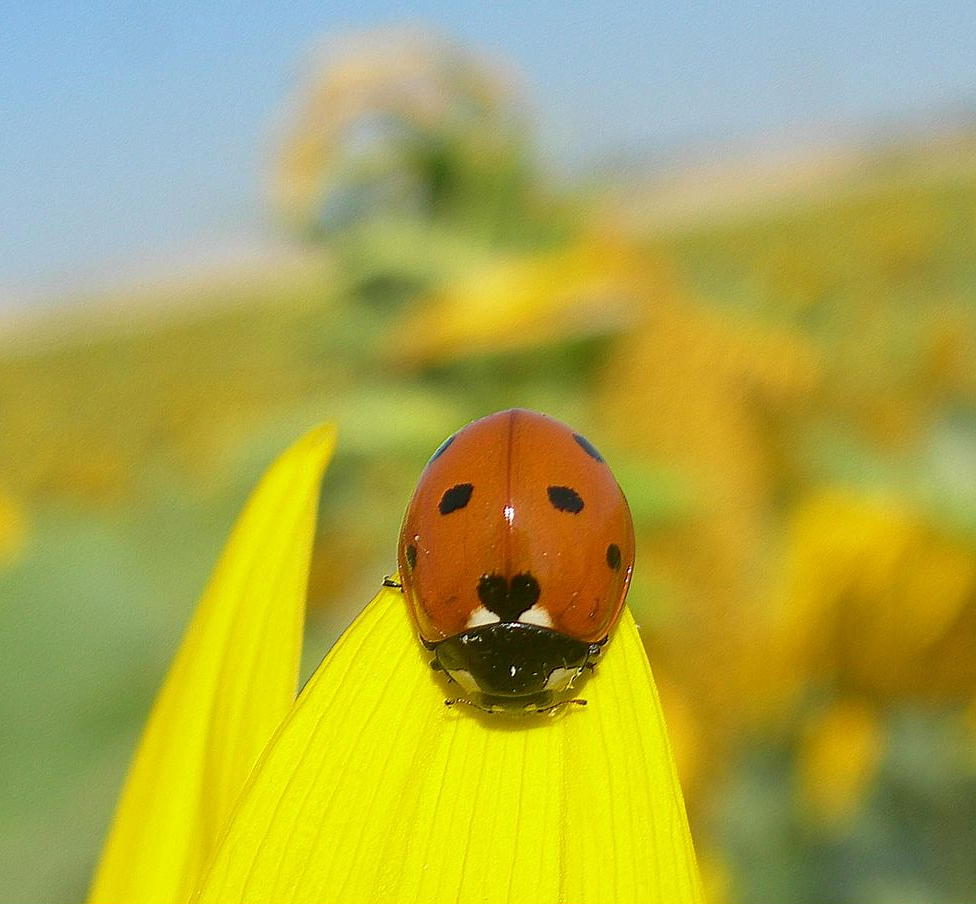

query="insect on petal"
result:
[194,591,703,904]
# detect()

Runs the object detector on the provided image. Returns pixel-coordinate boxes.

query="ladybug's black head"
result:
[431,621,601,713]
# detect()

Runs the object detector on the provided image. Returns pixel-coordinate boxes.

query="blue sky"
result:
[2,1,975,305]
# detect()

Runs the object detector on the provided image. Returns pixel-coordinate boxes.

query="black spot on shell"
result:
[547,485,584,514]
[439,483,474,514]
[477,572,540,621]
[606,543,621,570]
[573,433,604,462]
[428,434,455,463]
[477,574,507,615]
[406,544,417,569]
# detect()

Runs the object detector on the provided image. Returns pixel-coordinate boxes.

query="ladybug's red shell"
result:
[398,409,635,647]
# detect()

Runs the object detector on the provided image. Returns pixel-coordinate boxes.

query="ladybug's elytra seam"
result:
[503,409,516,580]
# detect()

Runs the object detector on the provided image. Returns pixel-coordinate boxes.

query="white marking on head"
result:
[545,666,581,692]
[466,605,501,629]
[446,669,480,694]
[518,604,553,628]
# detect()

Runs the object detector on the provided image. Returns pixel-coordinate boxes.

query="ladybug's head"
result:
[429,620,605,713]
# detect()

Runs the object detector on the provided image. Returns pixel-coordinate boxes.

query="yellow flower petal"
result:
[195,589,702,904]
[89,424,337,904]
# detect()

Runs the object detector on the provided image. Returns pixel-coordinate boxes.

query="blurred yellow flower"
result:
[89,425,702,904]
[274,27,528,232]
[796,700,884,827]
[601,294,821,813]
[0,487,29,567]
[389,235,657,365]
[737,489,976,826]
[773,490,976,701]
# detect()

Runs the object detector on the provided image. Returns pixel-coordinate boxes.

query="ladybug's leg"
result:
[382,575,402,589]
[584,640,606,670]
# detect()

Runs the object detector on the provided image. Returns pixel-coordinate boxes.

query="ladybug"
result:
[394,409,635,713]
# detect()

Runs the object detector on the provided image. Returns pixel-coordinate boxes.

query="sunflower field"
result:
[2,29,975,904]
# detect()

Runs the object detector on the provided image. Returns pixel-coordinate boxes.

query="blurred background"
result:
[2,4,976,902]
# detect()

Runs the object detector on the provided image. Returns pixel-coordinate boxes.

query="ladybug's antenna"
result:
[444,697,486,711]
[536,698,587,713]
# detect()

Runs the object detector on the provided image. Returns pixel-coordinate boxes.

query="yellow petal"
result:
[89,424,337,904]
[195,589,702,904]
